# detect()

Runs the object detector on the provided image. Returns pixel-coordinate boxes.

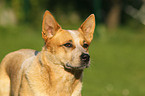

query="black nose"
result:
[80,53,90,62]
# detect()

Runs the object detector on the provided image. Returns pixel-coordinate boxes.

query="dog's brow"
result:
[67,30,81,45]
[67,30,80,41]
[67,30,86,54]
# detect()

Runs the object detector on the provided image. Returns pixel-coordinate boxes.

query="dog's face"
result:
[42,11,95,70]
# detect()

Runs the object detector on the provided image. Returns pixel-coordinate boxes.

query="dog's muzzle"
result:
[65,53,90,70]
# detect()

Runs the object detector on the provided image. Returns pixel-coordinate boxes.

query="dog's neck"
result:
[38,48,83,95]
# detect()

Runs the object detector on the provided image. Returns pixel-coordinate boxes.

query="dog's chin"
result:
[64,63,90,70]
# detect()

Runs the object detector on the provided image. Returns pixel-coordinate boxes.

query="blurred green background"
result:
[0,0,145,96]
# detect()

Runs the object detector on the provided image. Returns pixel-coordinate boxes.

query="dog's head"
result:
[42,11,95,70]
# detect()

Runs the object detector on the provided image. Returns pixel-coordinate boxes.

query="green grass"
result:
[0,25,145,96]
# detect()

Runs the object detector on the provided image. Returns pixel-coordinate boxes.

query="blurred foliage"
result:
[1,0,95,28]
[0,0,145,30]
[0,0,145,29]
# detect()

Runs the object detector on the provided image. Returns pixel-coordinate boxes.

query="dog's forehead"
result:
[53,30,73,42]
[67,30,84,42]
[53,30,84,45]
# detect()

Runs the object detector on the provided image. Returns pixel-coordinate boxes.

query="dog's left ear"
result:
[42,10,61,42]
[79,14,95,42]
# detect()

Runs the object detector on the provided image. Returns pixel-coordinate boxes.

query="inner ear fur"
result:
[42,10,61,42]
[79,14,95,42]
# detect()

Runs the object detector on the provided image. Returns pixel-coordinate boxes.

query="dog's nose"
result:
[80,53,90,63]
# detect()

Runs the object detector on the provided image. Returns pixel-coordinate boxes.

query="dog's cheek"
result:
[67,50,81,66]
[64,52,73,64]
[55,47,69,63]
[62,51,72,63]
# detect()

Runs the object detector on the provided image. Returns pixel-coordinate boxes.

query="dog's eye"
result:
[64,43,73,48]
[83,44,89,48]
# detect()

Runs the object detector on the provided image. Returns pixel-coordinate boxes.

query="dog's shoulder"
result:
[1,49,39,66]
[17,49,38,56]
[0,49,40,74]
[9,49,37,58]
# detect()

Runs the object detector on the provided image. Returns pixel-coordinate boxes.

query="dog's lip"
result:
[65,63,89,70]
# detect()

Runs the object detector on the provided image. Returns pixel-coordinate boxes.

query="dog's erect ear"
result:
[79,14,95,42]
[42,10,61,42]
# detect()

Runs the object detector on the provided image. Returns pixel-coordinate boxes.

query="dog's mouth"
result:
[64,63,90,70]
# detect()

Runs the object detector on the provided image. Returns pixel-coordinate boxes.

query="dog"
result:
[0,10,95,96]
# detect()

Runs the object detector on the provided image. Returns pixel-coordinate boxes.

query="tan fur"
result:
[0,10,95,96]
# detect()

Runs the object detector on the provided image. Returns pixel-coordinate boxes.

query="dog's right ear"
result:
[42,10,61,42]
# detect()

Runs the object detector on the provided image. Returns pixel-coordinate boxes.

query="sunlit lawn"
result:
[0,25,145,96]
